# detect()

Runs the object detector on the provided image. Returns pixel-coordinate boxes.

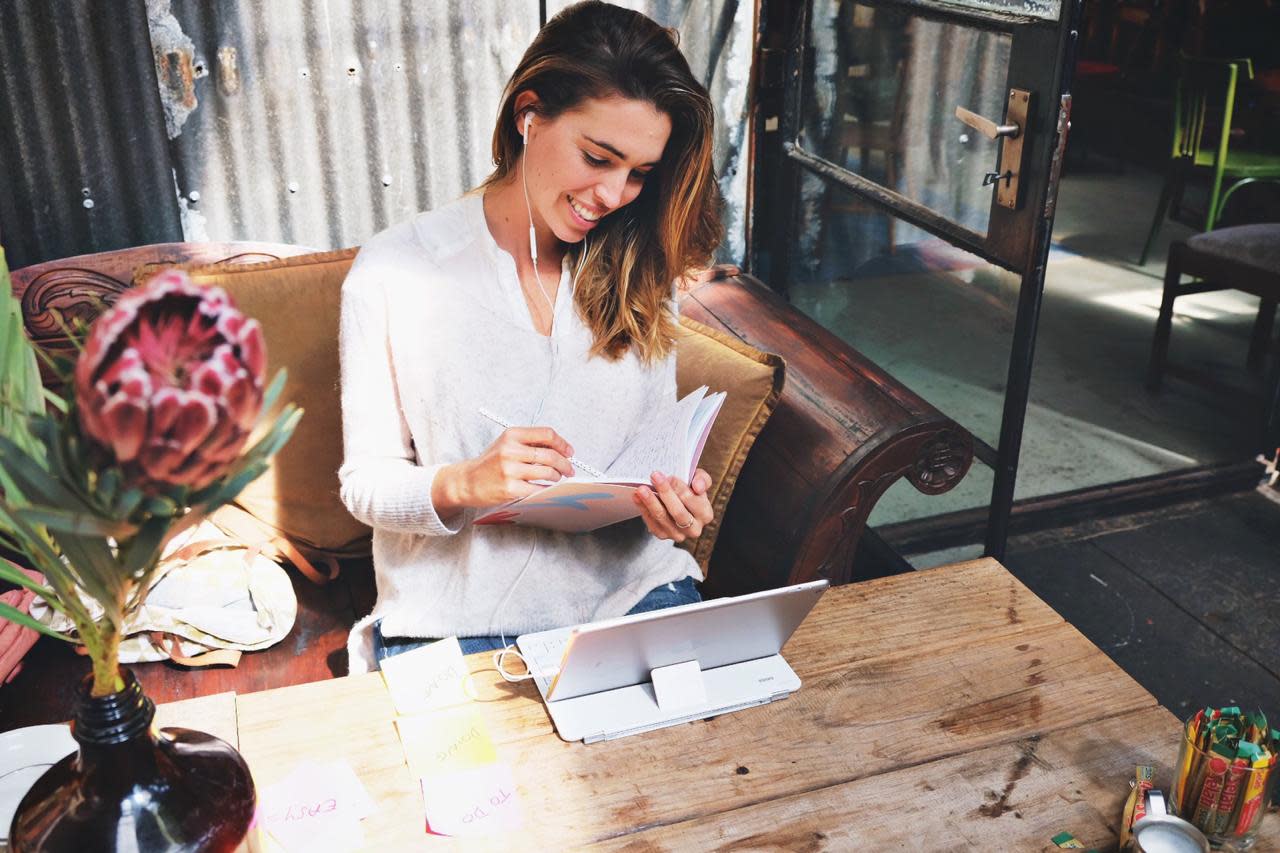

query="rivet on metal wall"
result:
[188,190,201,202]
[381,174,392,187]
[300,68,310,79]
[218,46,240,96]
[287,181,299,194]
[83,198,95,209]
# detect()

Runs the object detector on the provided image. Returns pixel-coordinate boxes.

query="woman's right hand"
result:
[432,427,575,512]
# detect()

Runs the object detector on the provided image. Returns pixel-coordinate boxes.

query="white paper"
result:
[378,636,473,715]
[422,764,523,837]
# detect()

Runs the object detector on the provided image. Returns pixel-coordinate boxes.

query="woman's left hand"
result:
[633,469,714,542]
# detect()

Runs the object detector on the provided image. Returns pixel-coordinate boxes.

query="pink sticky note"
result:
[421,764,523,837]
[258,760,374,851]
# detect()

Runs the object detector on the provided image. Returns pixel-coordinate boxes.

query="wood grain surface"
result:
[154,690,239,749]
[227,558,1280,850]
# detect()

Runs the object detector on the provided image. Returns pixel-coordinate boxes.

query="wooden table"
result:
[190,558,1276,849]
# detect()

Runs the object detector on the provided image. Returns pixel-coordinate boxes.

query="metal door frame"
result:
[749,0,1084,559]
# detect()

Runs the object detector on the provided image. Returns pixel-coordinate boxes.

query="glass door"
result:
[751,0,1082,558]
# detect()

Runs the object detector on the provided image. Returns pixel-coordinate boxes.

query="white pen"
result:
[477,408,605,479]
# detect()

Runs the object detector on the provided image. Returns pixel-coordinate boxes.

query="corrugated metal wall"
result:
[0,1,751,268]
[158,0,539,250]
[0,0,183,269]
[158,0,751,257]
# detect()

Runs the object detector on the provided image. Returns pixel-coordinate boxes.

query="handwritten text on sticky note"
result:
[257,760,374,851]
[379,635,472,714]
[422,764,523,837]
[396,708,497,778]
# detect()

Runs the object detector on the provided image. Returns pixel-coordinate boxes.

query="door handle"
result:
[954,89,1032,210]
[954,105,1020,140]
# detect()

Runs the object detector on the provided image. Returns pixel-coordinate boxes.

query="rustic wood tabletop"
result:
[195,557,1279,850]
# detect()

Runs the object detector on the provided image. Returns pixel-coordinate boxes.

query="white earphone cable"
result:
[521,115,557,332]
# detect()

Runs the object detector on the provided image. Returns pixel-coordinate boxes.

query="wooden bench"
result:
[2,243,972,725]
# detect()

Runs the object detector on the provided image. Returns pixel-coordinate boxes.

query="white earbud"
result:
[523,112,533,145]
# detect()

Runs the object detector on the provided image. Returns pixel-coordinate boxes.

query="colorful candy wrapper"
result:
[1210,745,1254,836]
[1118,765,1154,851]
[1234,747,1273,835]
[1190,738,1235,827]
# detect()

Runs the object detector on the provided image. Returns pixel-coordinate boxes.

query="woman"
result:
[340,0,723,673]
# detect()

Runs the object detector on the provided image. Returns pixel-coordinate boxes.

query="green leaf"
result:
[114,487,144,518]
[206,461,268,509]
[0,500,71,582]
[95,468,121,507]
[42,386,68,414]
[0,433,81,509]
[0,558,61,606]
[242,406,303,463]
[0,600,75,643]
[143,494,179,518]
[49,533,123,620]
[120,516,170,577]
[13,506,139,539]
[260,368,289,414]
[0,502,93,626]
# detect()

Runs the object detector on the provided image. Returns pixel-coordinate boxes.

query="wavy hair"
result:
[482,0,722,363]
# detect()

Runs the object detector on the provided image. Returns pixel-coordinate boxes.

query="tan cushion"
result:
[162,249,370,557]
[674,318,785,570]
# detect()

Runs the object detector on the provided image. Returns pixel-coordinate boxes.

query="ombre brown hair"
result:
[482,0,722,363]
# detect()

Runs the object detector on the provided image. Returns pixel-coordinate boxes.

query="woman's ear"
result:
[513,90,541,135]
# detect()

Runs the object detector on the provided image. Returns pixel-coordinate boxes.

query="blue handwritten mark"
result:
[538,492,616,511]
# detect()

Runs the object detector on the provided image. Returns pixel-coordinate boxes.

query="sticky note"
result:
[379,635,473,715]
[396,708,497,778]
[421,764,523,837]
[257,760,375,851]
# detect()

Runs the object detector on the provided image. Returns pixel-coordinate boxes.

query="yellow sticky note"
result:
[396,709,497,778]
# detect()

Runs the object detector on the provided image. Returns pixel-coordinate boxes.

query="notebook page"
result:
[684,391,727,481]
[605,387,707,482]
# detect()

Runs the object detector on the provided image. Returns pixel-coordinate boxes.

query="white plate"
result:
[0,724,76,842]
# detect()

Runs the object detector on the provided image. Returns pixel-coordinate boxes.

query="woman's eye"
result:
[583,152,608,167]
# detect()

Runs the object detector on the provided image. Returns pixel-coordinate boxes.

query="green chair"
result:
[1138,56,1280,266]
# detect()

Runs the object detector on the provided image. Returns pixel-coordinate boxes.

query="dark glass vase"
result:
[8,669,256,852]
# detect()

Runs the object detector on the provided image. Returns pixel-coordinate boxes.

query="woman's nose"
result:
[595,169,628,209]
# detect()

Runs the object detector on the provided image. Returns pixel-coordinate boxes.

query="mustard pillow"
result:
[674,318,785,571]
[165,249,369,557]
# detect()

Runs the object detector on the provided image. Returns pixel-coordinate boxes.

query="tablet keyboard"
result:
[520,629,571,693]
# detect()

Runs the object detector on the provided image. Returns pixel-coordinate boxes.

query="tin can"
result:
[1134,790,1211,853]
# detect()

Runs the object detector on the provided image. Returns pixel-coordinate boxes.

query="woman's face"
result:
[521,95,672,243]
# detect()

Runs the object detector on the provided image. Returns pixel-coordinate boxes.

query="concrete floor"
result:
[789,165,1273,565]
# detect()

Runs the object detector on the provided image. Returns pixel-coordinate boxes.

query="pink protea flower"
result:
[74,270,266,491]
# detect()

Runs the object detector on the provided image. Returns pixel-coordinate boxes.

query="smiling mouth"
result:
[567,195,603,223]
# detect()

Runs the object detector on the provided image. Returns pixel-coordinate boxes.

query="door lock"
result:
[954,89,1032,209]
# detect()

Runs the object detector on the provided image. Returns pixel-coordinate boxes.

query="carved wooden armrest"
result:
[680,274,973,593]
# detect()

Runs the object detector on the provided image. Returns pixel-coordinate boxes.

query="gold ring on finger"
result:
[676,517,695,529]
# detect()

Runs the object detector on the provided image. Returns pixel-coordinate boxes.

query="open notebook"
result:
[475,386,726,532]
